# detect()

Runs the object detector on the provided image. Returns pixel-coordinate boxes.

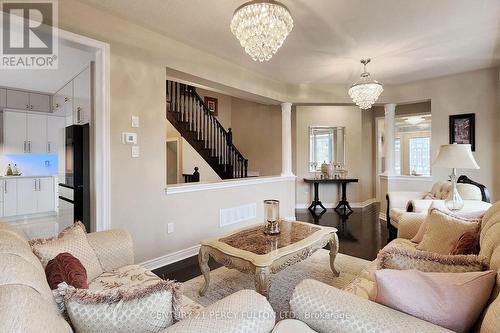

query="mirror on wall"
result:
[309,126,345,172]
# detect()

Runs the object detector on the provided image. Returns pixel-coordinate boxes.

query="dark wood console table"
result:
[303,178,359,214]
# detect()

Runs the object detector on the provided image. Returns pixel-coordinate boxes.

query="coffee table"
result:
[198,220,339,298]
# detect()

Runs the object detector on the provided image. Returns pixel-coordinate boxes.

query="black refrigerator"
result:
[59,124,91,232]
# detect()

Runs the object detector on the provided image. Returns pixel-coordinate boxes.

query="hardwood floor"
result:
[154,203,386,282]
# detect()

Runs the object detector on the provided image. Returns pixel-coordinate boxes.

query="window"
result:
[394,139,401,175]
[409,137,430,175]
[392,112,432,176]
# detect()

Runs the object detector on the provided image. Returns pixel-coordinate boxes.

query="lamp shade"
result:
[433,144,480,169]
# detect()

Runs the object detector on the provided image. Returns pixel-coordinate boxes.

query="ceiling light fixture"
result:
[230,0,293,62]
[348,59,383,110]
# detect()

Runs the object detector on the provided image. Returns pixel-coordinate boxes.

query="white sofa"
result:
[386,175,491,240]
[281,202,500,333]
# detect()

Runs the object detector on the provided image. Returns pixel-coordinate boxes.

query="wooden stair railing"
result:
[166,80,248,179]
[183,167,200,183]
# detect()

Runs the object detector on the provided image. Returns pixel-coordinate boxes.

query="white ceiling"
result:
[0,42,94,94]
[82,0,500,85]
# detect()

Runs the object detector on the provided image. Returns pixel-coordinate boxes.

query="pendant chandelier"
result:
[230,0,293,62]
[348,59,383,110]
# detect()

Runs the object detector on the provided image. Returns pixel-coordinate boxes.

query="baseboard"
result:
[140,245,201,271]
[296,198,378,209]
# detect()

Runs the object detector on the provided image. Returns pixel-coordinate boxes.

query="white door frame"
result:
[59,29,111,232]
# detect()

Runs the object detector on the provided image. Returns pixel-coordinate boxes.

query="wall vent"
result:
[219,203,257,227]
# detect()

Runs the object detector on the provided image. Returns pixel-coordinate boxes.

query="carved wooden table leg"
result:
[198,246,211,296]
[254,266,271,299]
[329,234,340,277]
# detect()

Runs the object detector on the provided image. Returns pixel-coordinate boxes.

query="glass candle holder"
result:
[264,199,280,235]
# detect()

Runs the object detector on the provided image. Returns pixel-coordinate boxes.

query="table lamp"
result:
[433,144,479,210]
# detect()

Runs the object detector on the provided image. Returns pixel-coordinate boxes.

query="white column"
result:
[383,103,396,175]
[281,102,294,177]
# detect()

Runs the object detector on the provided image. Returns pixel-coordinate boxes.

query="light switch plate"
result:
[131,145,140,158]
[131,116,140,128]
[122,132,137,144]
[167,223,174,234]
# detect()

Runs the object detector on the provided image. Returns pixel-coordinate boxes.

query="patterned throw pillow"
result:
[417,207,481,254]
[450,231,481,255]
[64,279,182,333]
[46,252,88,289]
[30,222,103,281]
[377,244,489,273]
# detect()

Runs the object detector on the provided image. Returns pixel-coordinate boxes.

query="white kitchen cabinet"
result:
[26,113,47,154]
[6,89,30,110]
[73,66,91,125]
[29,93,51,112]
[53,81,73,117]
[3,179,17,217]
[1,177,57,217]
[17,178,38,215]
[37,177,55,213]
[3,111,64,155]
[0,88,6,108]
[47,116,65,154]
[3,111,27,154]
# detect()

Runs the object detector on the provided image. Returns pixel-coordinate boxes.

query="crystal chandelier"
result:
[348,59,383,110]
[230,0,293,62]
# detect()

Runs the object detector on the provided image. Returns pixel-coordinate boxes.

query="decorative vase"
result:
[263,199,280,235]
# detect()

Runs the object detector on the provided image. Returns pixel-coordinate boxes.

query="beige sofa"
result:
[0,223,276,333]
[386,176,491,240]
[283,202,500,333]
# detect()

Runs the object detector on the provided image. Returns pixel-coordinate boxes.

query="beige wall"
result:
[231,99,282,176]
[295,106,372,207]
[57,0,499,265]
[196,88,232,130]
[181,138,221,183]
[168,85,283,177]
[59,0,294,264]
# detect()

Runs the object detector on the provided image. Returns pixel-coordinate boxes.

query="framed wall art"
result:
[204,96,218,116]
[449,113,475,151]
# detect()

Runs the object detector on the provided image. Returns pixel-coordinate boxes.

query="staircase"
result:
[166,80,248,179]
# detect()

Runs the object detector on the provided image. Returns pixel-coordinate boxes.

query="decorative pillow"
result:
[372,269,496,333]
[411,202,485,244]
[30,222,103,281]
[46,252,88,289]
[417,207,480,254]
[377,245,489,273]
[64,280,182,333]
[410,216,427,243]
[450,231,481,255]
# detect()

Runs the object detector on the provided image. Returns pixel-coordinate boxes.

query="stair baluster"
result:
[166,80,248,179]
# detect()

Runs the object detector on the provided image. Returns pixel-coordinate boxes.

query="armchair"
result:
[386,176,490,241]
[287,202,500,333]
